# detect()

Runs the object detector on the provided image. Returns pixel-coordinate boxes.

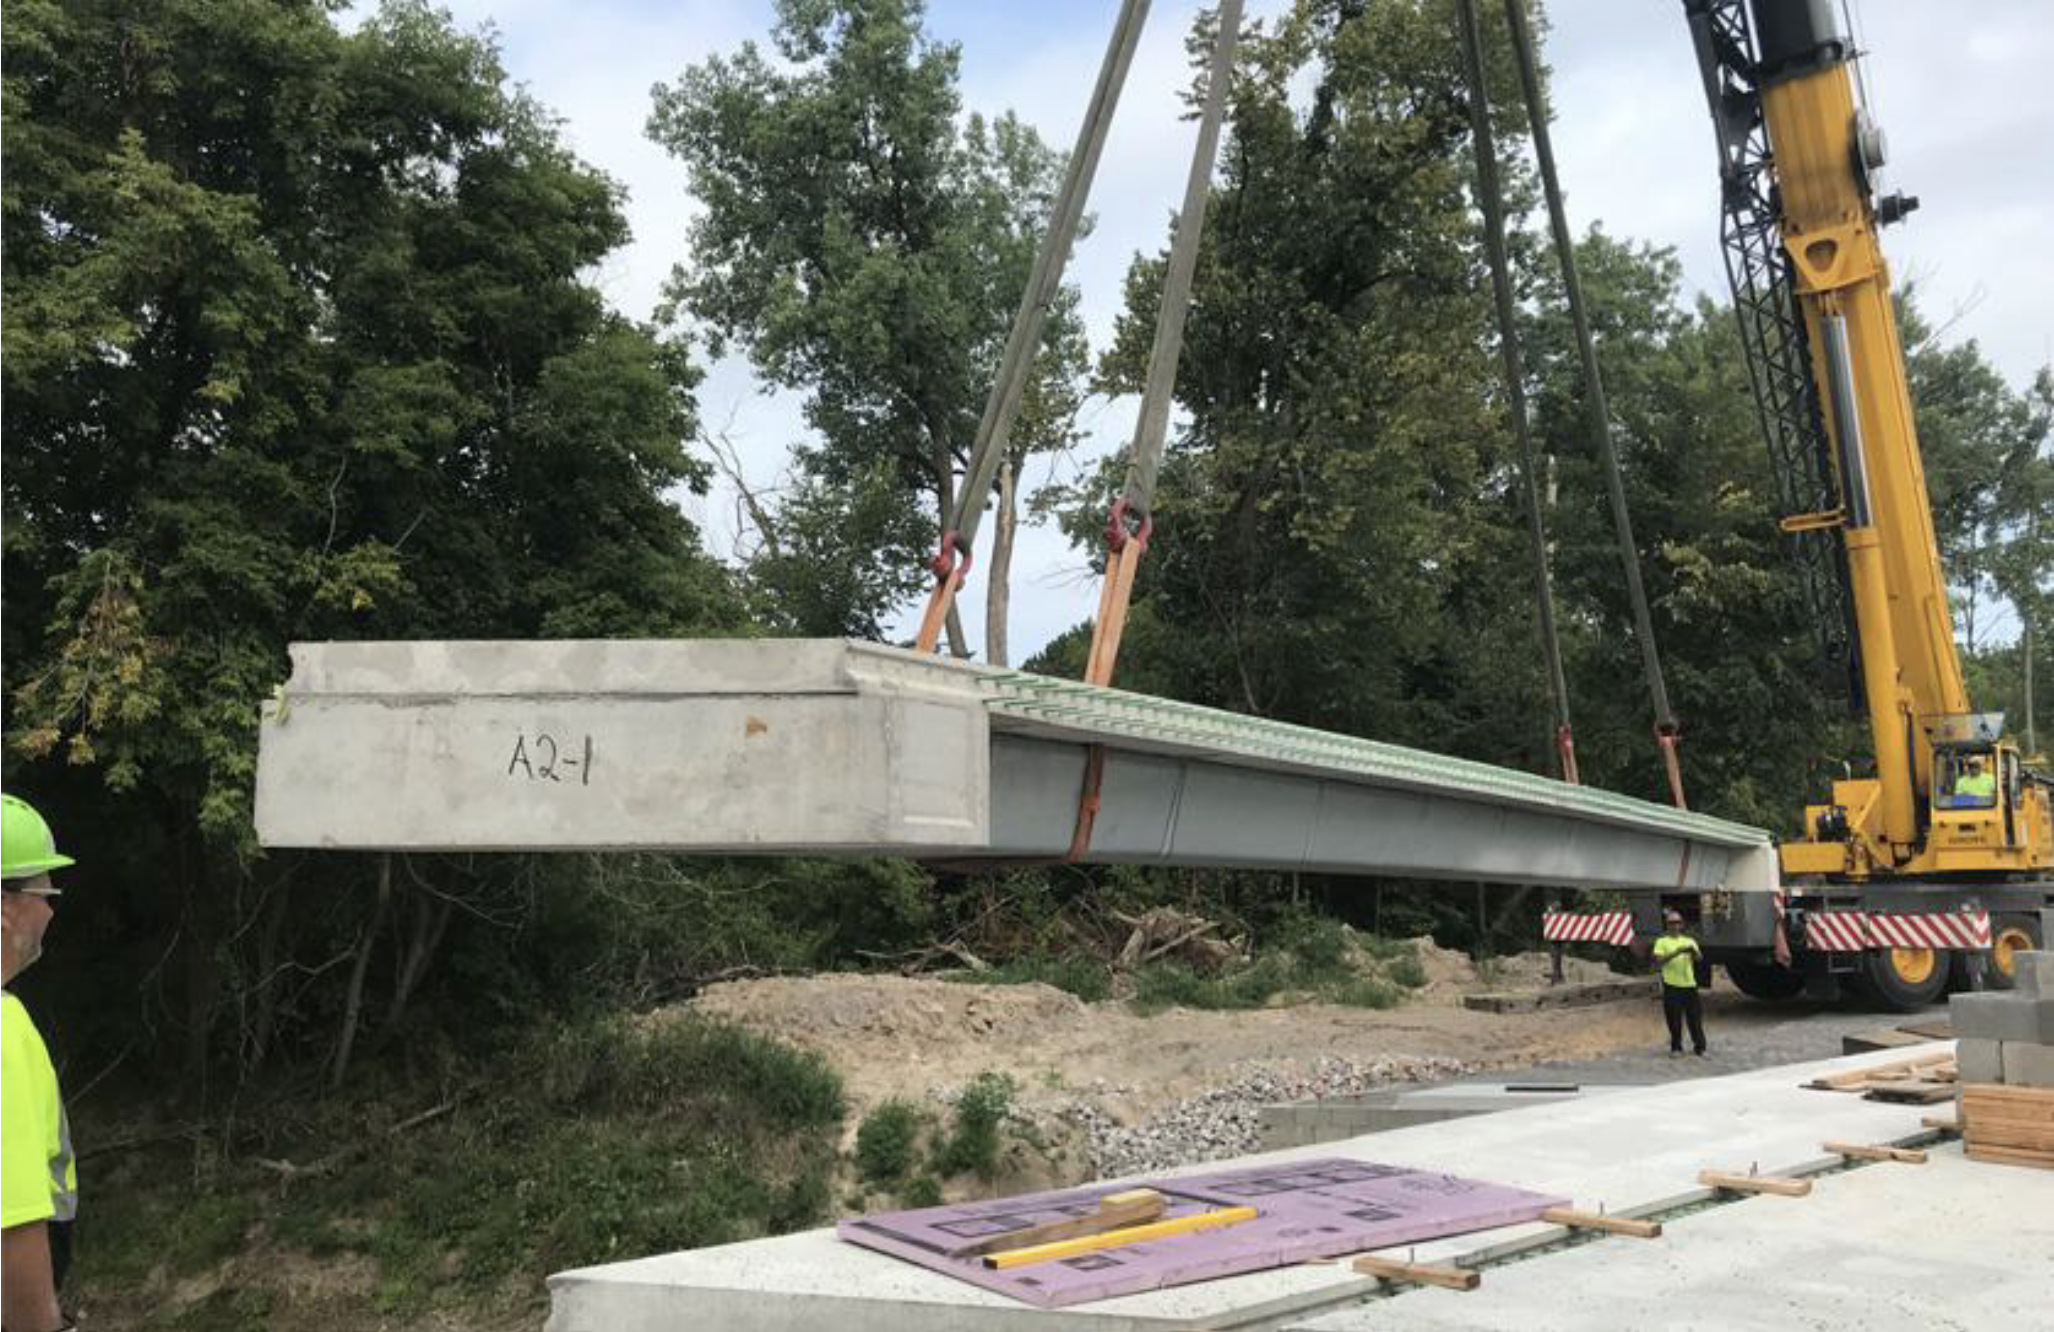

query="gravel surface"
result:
[1485,990,1948,1086]
[1057,1054,1472,1178]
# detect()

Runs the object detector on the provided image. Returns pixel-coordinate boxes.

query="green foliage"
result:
[932,1071,1017,1181]
[2,0,743,1079]
[854,1100,926,1185]
[949,954,1113,1003]
[1386,949,1429,989]
[650,0,1087,649]
[72,1015,846,1323]
[900,1175,945,1208]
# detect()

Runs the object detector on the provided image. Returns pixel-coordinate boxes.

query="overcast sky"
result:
[387,0,2054,660]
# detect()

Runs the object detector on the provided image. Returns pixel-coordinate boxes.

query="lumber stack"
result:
[1952,949,2054,1170]
[1960,1085,2054,1170]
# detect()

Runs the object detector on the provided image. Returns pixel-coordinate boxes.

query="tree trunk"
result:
[986,454,1018,667]
[383,871,453,1038]
[331,853,392,1091]
[248,879,291,1071]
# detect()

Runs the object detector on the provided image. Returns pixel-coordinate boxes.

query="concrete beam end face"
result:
[1949,993,2054,1044]
[254,640,990,853]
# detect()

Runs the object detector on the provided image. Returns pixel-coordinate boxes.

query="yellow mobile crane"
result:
[1655,0,2054,1009]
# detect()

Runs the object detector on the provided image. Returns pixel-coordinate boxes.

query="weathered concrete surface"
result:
[257,639,1775,893]
[1258,1081,1642,1150]
[1292,1137,2051,1332]
[543,1044,1982,1332]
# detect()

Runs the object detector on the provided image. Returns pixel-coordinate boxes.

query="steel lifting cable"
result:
[1069,0,1243,861]
[1454,0,1579,785]
[1500,0,1688,808]
[915,0,1154,656]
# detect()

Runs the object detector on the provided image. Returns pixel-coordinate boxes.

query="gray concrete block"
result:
[1948,993,2054,1043]
[2014,949,2054,997]
[2001,1041,2054,1089]
[1956,1037,2004,1084]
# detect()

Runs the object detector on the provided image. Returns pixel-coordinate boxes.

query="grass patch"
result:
[950,955,1113,1002]
[1129,919,1425,1014]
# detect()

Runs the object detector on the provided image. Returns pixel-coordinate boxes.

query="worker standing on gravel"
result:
[1651,909,1707,1057]
[2,794,80,1332]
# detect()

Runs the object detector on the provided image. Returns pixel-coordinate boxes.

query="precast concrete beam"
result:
[255,639,1776,893]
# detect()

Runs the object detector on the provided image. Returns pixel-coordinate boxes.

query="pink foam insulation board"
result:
[836,1157,1569,1307]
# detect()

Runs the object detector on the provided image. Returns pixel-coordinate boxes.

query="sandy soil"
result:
[683,940,1663,1127]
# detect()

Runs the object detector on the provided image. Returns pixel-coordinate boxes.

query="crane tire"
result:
[1988,915,2044,991]
[1855,946,1950,1012]
[1726,961,1805,1002]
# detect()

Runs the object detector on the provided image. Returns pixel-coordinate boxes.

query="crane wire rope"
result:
[1454,0,1579,785]
[915,0,1153,656]
[1499,0,1689,808]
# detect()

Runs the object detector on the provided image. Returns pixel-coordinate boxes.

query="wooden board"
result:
[1353,1254,1481,1291]
[982,1206,1257,1269]
[1965,1144,2054,1171]
[1822,1140,1928,1164]
[944,1189,1165,1259]
[1698,1170,1811,1197]
[1805,1052,1953,1091]
[1540,1207,1662,1238]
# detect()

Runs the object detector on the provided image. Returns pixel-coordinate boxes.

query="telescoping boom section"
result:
[254,639,1775,895]
[1691,0,2052,880]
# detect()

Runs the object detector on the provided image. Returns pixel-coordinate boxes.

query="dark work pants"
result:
[1663,984,1706,1054]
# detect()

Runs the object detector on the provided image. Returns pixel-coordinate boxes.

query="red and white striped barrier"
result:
[1866,909,1992,950]
[1802,909,1992,953]
[1541,911,1635,947]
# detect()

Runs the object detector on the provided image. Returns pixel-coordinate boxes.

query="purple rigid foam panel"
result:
[836,1157,1569,1308]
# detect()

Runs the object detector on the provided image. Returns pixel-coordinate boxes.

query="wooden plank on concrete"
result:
[1805,1051,1953,1090]
[1821,1140,1927,1164]
[1540,1207,1662,1238]
[1698,1170,1812,1197]
[1352,1254,1481,1290]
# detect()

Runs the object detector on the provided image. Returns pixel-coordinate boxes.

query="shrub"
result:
[1386,949,1428,989]
[854,1100,924,1185]
[933,1072,1017,1181]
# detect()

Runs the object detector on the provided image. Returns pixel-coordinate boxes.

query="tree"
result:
[2,0,739,1080]
[649,0,1087,659]
[1061,0,1536,754]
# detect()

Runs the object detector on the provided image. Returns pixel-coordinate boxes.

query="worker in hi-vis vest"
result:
[2,794,79,1332]
[1650,908,1708,1057]
[1956,758,1997,807]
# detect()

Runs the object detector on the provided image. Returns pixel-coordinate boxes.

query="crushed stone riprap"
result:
[1062,1054,1472,1179]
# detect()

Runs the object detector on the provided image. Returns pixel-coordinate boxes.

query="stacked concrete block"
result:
[1950,950,2054,1090]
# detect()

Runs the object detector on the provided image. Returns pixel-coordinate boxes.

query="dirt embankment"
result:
[680,939,1671,1195]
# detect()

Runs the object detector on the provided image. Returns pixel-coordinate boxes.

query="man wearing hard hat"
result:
[2,794,79,1332]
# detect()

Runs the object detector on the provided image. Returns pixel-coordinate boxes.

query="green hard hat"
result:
[1,794,76,881]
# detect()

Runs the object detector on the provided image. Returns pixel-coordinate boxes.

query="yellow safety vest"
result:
[2,991,77,1227]
[1652,935,1700,989]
